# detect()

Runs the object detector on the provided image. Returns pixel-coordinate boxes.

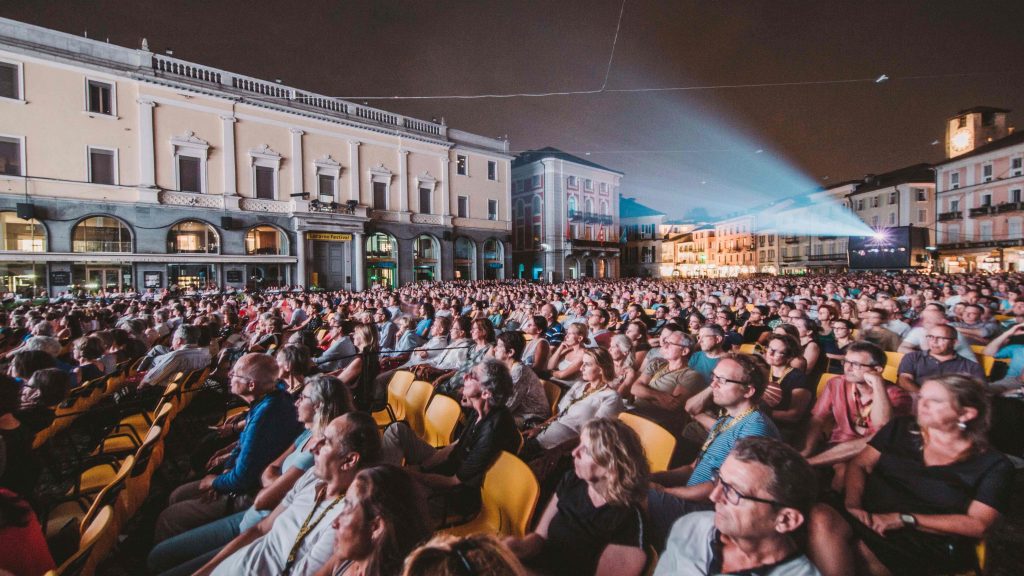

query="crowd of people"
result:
[0,271,1021,576]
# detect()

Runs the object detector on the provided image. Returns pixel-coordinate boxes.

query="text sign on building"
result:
[307,232,353,242]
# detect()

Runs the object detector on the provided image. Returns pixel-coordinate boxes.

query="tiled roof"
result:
[512,147,624,174]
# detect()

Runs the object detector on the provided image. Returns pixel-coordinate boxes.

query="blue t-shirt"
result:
[994,344,1024,378]
[688,410,779,486]
[687,352,721,385]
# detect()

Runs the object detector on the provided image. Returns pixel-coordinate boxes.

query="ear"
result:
[340,451,361,471]
[775,507,805,534]
[960,406,979,426]
[370,515,386,541]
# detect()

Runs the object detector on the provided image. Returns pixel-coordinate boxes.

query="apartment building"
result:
[619,197,665,277]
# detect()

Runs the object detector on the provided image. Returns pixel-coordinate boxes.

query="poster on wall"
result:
[226,270,243,283]
[144,271,162,288]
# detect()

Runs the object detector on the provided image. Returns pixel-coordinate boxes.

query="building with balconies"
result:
[935,107,1024,272]
[510,148,622,281]
[712,214,757,277]
[0,17,510,295]
[847,164,935,246]
[619,197,665,277]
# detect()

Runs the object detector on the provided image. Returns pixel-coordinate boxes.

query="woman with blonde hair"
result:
[809,373,1014,576]
[337,323,380,411]
[402,534,526,576]
[546,322,589,384]
[523,347,623,457]
[608,334,638,398]
[505,418,649,576]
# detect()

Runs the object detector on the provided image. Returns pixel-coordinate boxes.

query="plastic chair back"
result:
[403,380,434,437]
[423,394,461,447]
[883,351,904,369]
[619,413,675,472]
[51,505,114,576]
[542,380,562,417]
[738,343,757,354]
[449,451,539,537]
[817,373,837,398]
[387,370,416,421]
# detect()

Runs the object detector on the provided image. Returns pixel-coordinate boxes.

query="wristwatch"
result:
[899,513,917,529]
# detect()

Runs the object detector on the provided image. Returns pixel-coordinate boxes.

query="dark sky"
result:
[6,0,1024,218]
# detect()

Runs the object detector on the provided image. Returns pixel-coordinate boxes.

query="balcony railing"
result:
[784,236,801,244]
[72,241,132,253]
[568,209,583,221]
[969,205,995,218]
[151,54,447,139]
[569,238,621,250]
[937,211,963,222]
[997,202,1024,214]
[309,199,356,215]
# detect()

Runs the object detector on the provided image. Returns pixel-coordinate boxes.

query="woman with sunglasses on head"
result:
[403,533,526,576]
[505,418,649,576]
[808,374,1013,576]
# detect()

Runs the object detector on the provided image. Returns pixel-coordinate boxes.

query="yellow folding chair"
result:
[446,451,539,537]
[44,505,114,576]
[619,412,676,473]
[372,370,416,427]
[423,394,462,447]
[542,380,563,417]
[817,373,837,398]
[403,380,435,438]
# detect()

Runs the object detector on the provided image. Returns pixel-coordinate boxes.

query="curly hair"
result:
[579,417,649,507]
[401,533,526,576]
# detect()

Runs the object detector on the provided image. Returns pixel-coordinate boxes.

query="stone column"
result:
[220,115,238,195]
[441,153,451,224]
[352,232,364,291]
[349,140,361,203]
[398,149,409,220]
[295,231,307,288]
[137,98,157,189]
[290,129,304,198]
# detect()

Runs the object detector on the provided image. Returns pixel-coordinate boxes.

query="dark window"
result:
[255,166,275,199]
[1012,189,1021,203]
[0,62,18,99]
[89,149,115,185]
[373,181,388,209]
[0,137,21,176]
[487,161,497,181]
[318,174,335,200]
[456,155,467,176]
[488,199,498,220]
[87,80,113,115]
[419,188,431,214]
[458,196,469,218]
[178,156,201,192]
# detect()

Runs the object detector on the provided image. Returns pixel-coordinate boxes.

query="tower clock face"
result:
[950,128,973,153]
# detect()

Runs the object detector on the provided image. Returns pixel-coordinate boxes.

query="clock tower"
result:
[946,107,1010,159]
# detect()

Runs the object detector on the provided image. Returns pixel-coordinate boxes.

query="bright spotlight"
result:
[873,230,888,240]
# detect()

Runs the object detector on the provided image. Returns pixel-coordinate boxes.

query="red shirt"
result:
[0,489,55,576]
[812,375,913,445]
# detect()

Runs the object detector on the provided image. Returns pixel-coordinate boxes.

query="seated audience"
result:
[808,374,1013,576]
[761,334,813,442]
[504,418,649,576]
[492,331,550,427]
[896,324,984,393]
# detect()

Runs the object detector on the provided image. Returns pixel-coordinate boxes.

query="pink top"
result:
[0,490,56,576]
[812,375,913,445]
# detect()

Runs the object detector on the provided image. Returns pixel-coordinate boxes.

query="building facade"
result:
[711,214,757,277]
[935,108,1024,272]
[0,17,510,296]
[619,197,666,277]
[847,165,935,245]
[510,148,621,281]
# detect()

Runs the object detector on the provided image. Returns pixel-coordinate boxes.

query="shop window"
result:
[167,220,219,254]
[245,225,284,255]
[0,212,46,252]
[72,216,131,252]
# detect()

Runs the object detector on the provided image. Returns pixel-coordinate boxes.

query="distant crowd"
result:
[1,271,1022,576]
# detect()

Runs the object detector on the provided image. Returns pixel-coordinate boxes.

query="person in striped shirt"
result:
[647,353,780,548]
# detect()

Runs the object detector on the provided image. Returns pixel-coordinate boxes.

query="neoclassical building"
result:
[510,148,622,281]
[0,17,511,296]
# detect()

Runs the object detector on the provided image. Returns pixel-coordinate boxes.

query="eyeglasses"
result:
[925,335,955,341]
[712,470,787,507]
[842,359,876,370]
[227,371,253,382]
[710,372,748,387]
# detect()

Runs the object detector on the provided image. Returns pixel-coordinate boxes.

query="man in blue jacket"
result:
[153,352,302,542]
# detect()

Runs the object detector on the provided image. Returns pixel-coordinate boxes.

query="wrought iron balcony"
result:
[937,211,962,222]
[997,202,1024,214]
[969,205,995,218]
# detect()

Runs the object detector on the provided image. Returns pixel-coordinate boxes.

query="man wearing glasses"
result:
[655,437,820,576]
[801,342,911,492]
[896,325,984,393]
[649,354,779,548]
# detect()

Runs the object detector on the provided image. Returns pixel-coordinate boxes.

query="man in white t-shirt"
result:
[193,413,381,576]
[655,437,820,576]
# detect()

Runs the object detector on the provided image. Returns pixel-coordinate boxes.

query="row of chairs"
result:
[38,366,210,576]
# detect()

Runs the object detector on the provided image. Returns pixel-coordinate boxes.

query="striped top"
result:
[688,410,779,486]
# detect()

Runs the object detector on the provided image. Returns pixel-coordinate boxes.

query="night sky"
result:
[5,0,1024,218]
